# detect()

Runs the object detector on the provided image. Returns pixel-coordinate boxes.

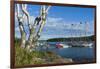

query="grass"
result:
[15,42,57,66]
[15,40,73,66]
[15,45,47,66]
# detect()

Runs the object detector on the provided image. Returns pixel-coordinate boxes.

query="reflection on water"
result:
[51,47,94,62]
[36,41,95,62]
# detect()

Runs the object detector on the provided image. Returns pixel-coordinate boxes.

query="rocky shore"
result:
[15,46,73,66]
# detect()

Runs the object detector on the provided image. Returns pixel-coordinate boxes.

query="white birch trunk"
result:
[32,5,51,48]
[21,4,36,49]
[16,4,26,48]
[16,4,51,50]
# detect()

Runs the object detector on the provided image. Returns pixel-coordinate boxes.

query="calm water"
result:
[49,47,94,62]
[38,42,95,62]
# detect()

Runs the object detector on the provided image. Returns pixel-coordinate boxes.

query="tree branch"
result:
[16,4,26,48]
[21,4,32,29]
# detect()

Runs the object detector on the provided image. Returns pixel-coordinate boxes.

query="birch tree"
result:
[16,4,26,48]
[16,4,51,50]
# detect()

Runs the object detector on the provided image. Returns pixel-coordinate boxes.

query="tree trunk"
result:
[16,4,51,50]
[19,22,26,48]
[27,28,36,49]
[16,4,26,48]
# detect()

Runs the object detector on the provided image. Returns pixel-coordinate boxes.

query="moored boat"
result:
[56,43,71,48]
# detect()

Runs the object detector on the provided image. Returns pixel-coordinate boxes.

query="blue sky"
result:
[15,4,95,40]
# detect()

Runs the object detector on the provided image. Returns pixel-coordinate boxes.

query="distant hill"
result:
[15,35,95,42]
[47,35,95,42]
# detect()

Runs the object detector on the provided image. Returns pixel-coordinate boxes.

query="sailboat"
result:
[82,22,93,48]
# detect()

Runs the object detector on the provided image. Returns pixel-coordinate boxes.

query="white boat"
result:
[82,43,93,48]
[56,43,71,48]
[62,44,72,48]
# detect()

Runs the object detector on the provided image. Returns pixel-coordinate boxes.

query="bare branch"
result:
[16,4,20,18]
[16,4,26,48]
[36,5,46,36]
[40,6,42,16]
[45,6,51,13]
[35,5,51,40]
[21,4,32,29]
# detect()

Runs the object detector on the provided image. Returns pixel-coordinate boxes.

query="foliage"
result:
[47,35,95,42]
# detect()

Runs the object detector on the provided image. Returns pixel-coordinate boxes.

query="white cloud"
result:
[45,17,90,30]
[39,16,94,40]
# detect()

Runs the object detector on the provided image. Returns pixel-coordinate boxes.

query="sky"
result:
[15,4,95,40]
